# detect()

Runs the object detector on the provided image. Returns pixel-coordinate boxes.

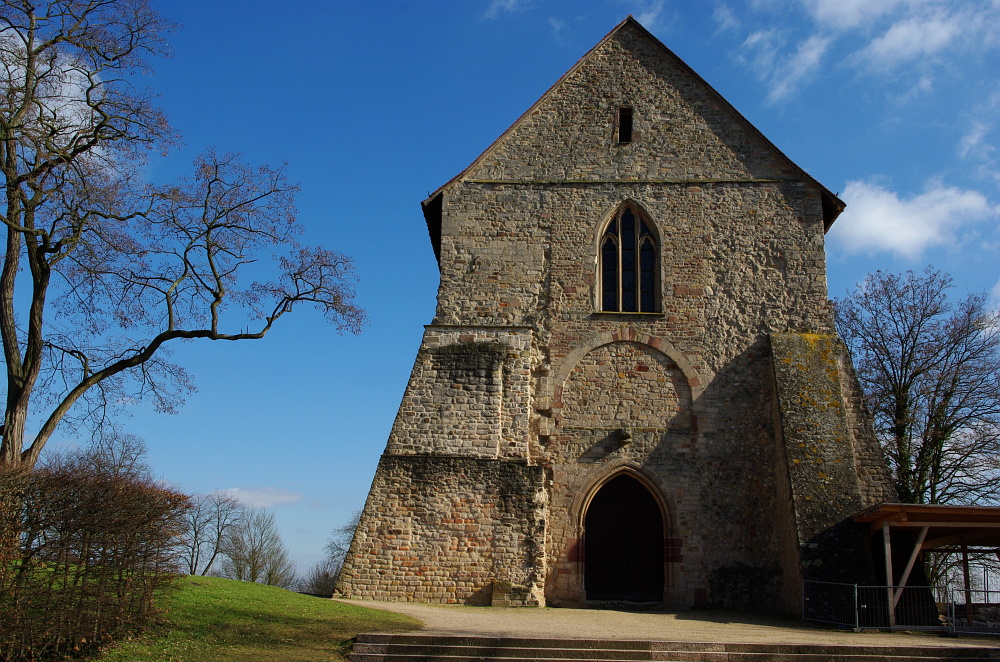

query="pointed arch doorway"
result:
[584,473,665,601]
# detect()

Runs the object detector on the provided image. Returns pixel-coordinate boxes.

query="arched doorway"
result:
[584,473,664,601]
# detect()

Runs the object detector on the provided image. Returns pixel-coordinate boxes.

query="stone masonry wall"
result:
[386,326,533,459]
[433,21,832,340]
[337,455,547,605]
[835,344,898,507]
[767,367,809,613]
[432,22,833,608]
[560,341,692,431]
[471,27,795,184]
[544,339,694,606]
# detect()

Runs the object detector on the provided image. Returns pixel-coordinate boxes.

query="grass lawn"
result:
[98,575,422,662]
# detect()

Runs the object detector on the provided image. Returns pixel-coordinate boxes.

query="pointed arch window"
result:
[600,206,658,312]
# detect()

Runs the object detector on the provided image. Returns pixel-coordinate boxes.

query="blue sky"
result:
[43,0,1000,573]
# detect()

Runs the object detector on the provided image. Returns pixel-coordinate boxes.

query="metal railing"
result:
[948,588,1000,634]
[803,580,944,631]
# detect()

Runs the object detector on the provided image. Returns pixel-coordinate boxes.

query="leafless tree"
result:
[81,430,152,479]
[300,557,339,597]
[325,509,360,572]
[300,510,361,596]
[835,268,1000,505]
[177,491,243,576]
[0,0,365,468]
[219,506,296,589]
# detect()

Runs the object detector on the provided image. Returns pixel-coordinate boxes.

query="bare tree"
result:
[325,509,360,573]
[219,506,296,589]
[300,557,339,597]
[301,510,361,596]
[835,268,1000,505]
[0,1,365,468]
[177,491,243,576]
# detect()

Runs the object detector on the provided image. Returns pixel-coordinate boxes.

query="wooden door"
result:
[584,474,665,601]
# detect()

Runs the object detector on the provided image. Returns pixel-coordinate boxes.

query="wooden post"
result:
[962,543,974,625]
[883,521,895,627]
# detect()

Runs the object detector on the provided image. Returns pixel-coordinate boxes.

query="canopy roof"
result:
[854,502,1000,550]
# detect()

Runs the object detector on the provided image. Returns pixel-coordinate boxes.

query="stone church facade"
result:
[335,17,895,612]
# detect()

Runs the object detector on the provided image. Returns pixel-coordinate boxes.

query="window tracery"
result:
[600,206,658,312]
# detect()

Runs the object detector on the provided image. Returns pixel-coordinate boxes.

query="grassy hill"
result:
[98,576,422,662]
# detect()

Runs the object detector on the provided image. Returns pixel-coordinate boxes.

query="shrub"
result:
[300,558,340,597]
[0,449,189,661]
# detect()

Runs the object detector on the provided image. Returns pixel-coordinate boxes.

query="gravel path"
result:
[338,600,1000,650]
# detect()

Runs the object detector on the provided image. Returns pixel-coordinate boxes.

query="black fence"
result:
[948,588,1000,634]
[803,580,942,630]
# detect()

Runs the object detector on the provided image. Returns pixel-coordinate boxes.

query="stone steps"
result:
[351,634,1000,662]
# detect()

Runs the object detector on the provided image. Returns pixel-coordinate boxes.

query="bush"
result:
[300,558,340,597]
[0,447,189,661]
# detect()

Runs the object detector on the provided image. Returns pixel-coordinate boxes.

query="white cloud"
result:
[483,0,532,20]
[801,0,925,31]
[734,1,1000,98]
[960,120,993,160]
[0,32,104,143]
[990,279,1000,311]
[856,12,963,68]
[958,88,1000,182]
[897,73,935,101]
[767,34,830,103]
[222,486,302,508]
[713,5,740,34]
[743,28,779,66]
[830,180,996,259]
[742,30,830,103]
[635,1,665,28]
[548,17,567,35]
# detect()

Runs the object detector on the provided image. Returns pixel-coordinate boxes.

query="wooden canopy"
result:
[854,502,1000,624]
[855,502,1000,551]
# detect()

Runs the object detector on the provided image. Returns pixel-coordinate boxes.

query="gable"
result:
[423,17,844,259]
[470,22,786,183]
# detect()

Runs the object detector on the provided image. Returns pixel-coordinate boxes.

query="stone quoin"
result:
[335,16,895,611]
